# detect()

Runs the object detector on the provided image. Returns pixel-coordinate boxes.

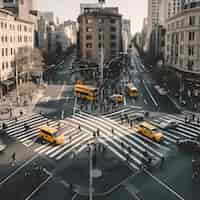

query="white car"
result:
[159,120,178,129]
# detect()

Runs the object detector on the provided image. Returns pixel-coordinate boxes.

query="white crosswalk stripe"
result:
[4,108,200,166]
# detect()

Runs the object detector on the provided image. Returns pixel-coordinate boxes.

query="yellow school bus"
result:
[136,122,164,142]
[39,126,65,145]
[126,83,139,97]
[74,84,97,101]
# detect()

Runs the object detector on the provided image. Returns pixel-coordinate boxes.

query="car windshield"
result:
[52,132,61,137]
[152,128,158,132]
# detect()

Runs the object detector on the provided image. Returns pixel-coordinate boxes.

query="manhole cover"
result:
[92,169,102,178]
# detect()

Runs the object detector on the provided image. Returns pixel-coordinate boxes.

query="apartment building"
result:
[0,9,34,85]
[78,6,122,64]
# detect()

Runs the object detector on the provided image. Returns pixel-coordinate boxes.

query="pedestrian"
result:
[97,128,100,137]
[15,116,17,123]
[130,120,133,128]
[93,131,96,138]
[111,128,114,137]
[58,121,61,129]
[128,146,131,154]
[46,120,49,126]
[20,110,23,117]
[11,152,16,166]
[121,142,124,150]
[2,122,7,130]
[78,124,81,131]
[142,150,148,158]
[197,116,200,125]
[184,115,187,123]
[69,135,72,143]
[160,156,165,169]
[192,114,195,121]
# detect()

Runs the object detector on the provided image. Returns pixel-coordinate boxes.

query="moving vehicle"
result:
[0,139,7,152]
[159,120,178,129]
[126,83,139,98]
[74,84,97,101]
[177,139,200,153]
[154,85,168,96]
[136,122,164,142]
[39,126,65,145]
[110,94,124,103]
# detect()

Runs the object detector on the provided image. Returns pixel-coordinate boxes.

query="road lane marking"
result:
[56,85,65,100]
[142,80,158,107]
[24,174,53,200]
[0,154,39,186]
[145,170,185,200]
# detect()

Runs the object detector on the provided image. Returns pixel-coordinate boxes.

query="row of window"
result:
[1,48,16,57]
[86,26,117,33]
[166,45,196,56]
[0,21,32,32]
[86,34,117,40]
[85,42,117,49]
[166,31,196,42]
[86,18,116,24]
[0,61,15,71]
[168,15,200,30]
[0,35,32,43]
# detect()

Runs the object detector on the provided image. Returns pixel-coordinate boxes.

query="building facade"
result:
[78,7,122,64]
[0,9,34,83]
[165,7,200,74]
[122,19,131,53]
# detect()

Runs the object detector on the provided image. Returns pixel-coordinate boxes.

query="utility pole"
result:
[89,144,93,200]
[15,62,19,105]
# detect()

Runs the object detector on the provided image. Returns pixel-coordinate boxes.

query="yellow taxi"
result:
[39,126,65,145]
[136,122,164,142]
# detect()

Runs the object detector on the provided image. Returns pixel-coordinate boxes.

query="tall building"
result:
[122,19,131,53]
[167,0,184,18]
[148,0,160,31]
[78,6,122,64]
[41,12,55,25]
[0,8,34,95]
[165,6,200,95]
[1,0,36,19]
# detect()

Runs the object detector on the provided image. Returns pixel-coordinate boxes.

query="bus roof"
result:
[75,84,97,91]
[139,122,156,130]
[40,126,58,134]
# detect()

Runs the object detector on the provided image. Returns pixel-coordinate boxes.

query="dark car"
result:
[177,139,200,153]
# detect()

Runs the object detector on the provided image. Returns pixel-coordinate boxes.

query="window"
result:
[180,32,184,41]
[86,43,92,48]
[110,42,116,48]
[86,18,93,24]
[189,16,195,26]
[188,46,194,56]
[110,34,116,40]
[110,19,116,24]
[189,31,195,41]
[98,43,102,48]
[5,48,8,56]
[2,48,4,56]
[180,45,184,54]
[188,60,194,71]
[86,51,92,59]
[110,26,116,32]
[86,35,92,40]
[86,27,93,32]
[2,62,5,70]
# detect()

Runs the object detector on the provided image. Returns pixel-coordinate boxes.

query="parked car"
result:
[159,120,179,129]
[177,139,200,153]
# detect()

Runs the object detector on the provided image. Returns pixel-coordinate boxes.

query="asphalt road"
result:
[35,52,76,119]
[126,49,180,114]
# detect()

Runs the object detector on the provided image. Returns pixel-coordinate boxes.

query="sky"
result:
[38,0,148,34]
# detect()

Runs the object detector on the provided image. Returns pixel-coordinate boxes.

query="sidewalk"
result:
[0,86,45,121]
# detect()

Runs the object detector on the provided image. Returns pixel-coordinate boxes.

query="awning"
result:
[1,79,15,87]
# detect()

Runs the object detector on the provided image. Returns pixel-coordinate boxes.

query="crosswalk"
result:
[3,108,200,170]
[3,113,92,161]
